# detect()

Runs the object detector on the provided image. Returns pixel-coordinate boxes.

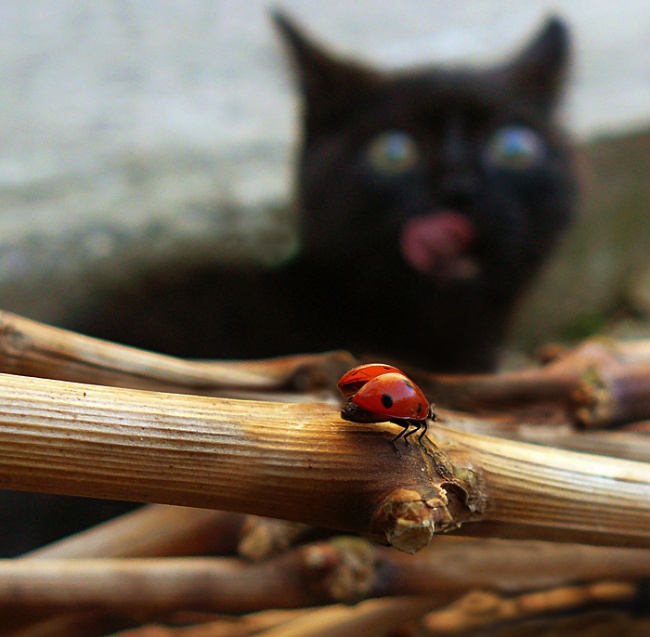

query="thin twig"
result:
[4,506,247,637]
[26,505,245,559]
[102,599,447,637]
[103,610,311,637]
[6,612,128,637]
[238,516,313,561]
[5,537,650,612]
[0,310,353,397]
[447,414,650,463]
[418,581,637,635]
[252,596,445,637]
[421,338,650,427]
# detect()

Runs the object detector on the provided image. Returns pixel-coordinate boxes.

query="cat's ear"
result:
[502,16,571,114]
[272,11,380,133]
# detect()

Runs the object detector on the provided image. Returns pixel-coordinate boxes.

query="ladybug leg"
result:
[389,421,411,448]
[417,419,428,442]
[402,420,421,443]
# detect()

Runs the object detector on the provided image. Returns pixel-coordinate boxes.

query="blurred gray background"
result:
[2,0,650,351]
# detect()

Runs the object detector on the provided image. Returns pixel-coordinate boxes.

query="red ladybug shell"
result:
[349,372,430,422]
[337,363,403,398]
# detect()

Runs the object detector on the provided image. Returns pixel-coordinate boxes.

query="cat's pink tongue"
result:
[399,211,478,279]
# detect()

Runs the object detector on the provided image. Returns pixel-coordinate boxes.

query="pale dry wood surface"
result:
[0,310,650,636]
[0,370,648,551]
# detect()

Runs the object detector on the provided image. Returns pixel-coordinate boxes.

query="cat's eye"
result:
[367,131,420,175]
[484,126,545,171]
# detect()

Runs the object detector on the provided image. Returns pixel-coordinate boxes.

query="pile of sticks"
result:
[0,310,649,636]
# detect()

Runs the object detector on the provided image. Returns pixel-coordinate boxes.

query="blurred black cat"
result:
[0,14,578,555]
[271,12,577,371]
[75,12,577,373]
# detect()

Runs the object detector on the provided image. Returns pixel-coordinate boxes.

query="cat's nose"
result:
[438,173,478,211]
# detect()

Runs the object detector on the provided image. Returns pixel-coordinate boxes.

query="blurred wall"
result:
[1,0,650,347]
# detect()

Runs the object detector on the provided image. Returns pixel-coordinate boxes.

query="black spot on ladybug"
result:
[381,394,394,409]
[417,403,423,414]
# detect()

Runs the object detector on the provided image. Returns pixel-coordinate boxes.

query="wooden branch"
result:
[5,309,650,432]
[431,423,650,540]
[6,612,126,637]
[0,372,649,550]
[0,310,354,396]
[25,505,245,559]
[3,506,248,636]
[572,362,650,428]
[103,599,447,637]
[100,610,311,637]
[448,416,650,463]
[249,596,445,637]
[5,537,650,613]
[419,581,637,635]
[0,371,478,554]
[238,516,313,561]
[6,308,650,433]
[421,338,650,427]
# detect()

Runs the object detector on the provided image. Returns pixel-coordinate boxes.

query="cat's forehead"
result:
[387,68,509,108]
[349,67,547,133]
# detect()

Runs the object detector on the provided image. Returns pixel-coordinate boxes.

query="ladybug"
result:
[338,364,434,447]
[337,363,403,397]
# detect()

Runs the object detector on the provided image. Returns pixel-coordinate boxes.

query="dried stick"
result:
[238,516,313,561]
[0,373,649,550]
[102,610,311,637]
[0,310,353,396]
[449,415,650,463]
[3,506,247,636]
[5,309,650,429]
[0,371,477,554]
[101,599,445,637]
[7,612,127,637]
[431,424,650,540]
[419,581,637,635]
[572,361,650,428]
[4,537,650,613]
[211,351,357,393]
[422,338,650,427]
[252,596,445,637]
[25,505,245,559]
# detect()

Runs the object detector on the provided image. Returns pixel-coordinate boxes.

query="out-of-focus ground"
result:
[1,1,650,353]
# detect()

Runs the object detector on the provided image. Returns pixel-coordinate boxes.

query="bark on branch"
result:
[3,537,650,613]
[0,310,354,396]
[422,338,650,427]
[0,372,649,552]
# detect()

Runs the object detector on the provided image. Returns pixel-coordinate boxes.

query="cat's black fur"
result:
[74,12,577,372]
[1,14,577,555]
